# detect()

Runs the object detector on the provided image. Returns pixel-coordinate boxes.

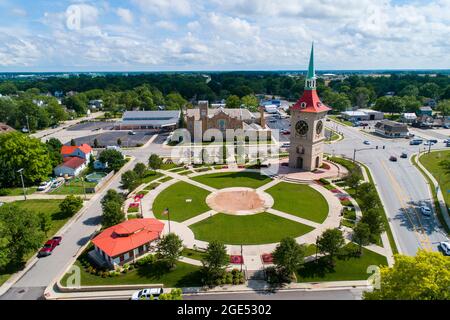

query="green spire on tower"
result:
[305,42,316,90]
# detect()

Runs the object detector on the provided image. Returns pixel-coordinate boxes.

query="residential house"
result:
[61,144,93,161]
[401,113,417,124]
[91,219,164,268]
[54,144,93,177]
[418,106,433,116]
[375,120,409,138]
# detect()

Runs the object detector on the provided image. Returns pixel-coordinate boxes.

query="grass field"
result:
[60,260,202,288]
[140,171,163,184]
[419,150,450,208]
[266,182,329,223]
[0,199,71,286]
[191,171,272,189]
[190,212,313,245]
[0,187,37,196]
[51,180,97,195]
[152,181,210,222]
[296,245,388,282]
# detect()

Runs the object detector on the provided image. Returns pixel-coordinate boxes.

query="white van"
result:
[37,180,52,191]
[131,288,164,300]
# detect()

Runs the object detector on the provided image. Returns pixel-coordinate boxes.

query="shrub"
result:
[319,178,330,185]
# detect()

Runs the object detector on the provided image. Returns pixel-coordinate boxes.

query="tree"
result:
[436,99,450,117]
[272,237,306,280]
[148,154,162,171]
[117,138,122,147]
[101,189,125,207]
[361,208,385,241]
[358,183,379,209]
[158,288,183,300]
[0,205,44,266]
[201,241,229,285]
[45,138,63,168]
[420,82,441,100]
[363,250,450,300]
[345,169,363,195]
[59,195,83,217]
[120,170,139,191]
[0,132,53,187]
[353,87,374,109]
[352,222,371,253]
[316,229,345,265]
[0,81,18,95]
[225,95,241,108]
[399,85,419,97]
[157,233,183,269]
[241,95,259,112]
[133,162,147,178]
[37,211,52,236]
[98,149,125,172]
[101,199,124,228]
[64,94,88,115]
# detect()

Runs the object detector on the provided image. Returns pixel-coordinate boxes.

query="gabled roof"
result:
[57,157,86,169]
[61,144,92,155]
[92,219,165,257]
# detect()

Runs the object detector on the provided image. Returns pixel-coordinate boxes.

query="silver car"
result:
[131,288,163,300]
[419,206,432,217]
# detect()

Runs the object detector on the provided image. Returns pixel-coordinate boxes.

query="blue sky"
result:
[0,0,449,71]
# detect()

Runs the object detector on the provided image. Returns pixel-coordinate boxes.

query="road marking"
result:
[380,160,432,251]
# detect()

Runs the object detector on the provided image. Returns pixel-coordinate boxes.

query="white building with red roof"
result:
[91,219,164,268]
[54,144,93,177]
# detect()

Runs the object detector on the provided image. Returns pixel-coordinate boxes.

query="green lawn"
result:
[0,199,72,286]
[190,212,313,245]
[0,187,37,196]
[328,115,353,127]
[60,260,202,288]
[266,182,329,223]
[296,245,388,282]
[152,181,210,222]
[419,150,450,208]
[191,171,272,189]
[51,179,97,195]
[141,171,163,184]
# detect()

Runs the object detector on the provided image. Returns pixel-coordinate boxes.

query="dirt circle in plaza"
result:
[206,187,274,215]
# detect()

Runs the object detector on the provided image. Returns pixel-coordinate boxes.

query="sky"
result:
[0,0,449,72]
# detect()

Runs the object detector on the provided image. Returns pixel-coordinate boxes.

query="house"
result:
[61,144,93,161]
[375,120,409,138]
[93,160,108,170]
[88,99,103,109]
[54,144,93,177]
[418,106,433,116]
[401,113,417,124]
[91,219,164,268]
[54,157,87,177]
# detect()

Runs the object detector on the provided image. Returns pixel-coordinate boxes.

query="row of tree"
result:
[0,195,83,270]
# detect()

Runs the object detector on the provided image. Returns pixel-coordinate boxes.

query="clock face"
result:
[316,120,323,135]
[295,120,309,136]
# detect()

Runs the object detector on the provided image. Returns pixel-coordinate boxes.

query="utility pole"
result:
[17,168,26,200]
[25,115,30,133]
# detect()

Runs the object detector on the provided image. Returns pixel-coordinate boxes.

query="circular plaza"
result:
[142,164,344,254]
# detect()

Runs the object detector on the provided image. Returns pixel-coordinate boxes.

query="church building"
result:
[289,44,331,171]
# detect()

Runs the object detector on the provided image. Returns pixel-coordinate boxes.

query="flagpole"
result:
[164,207,171,234]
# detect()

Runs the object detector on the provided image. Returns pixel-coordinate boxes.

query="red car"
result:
[38,239,58,257]
[52,236,62,245]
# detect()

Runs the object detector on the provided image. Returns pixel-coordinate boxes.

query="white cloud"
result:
[116,8,133,24]
[131,0,193,17]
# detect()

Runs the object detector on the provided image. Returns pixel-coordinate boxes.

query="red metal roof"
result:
[92,219,165,257]
[59,157,86,169]
[291,89,332,113]
[61,144,92,155]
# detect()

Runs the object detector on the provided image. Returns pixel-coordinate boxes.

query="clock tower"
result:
[288,43,331,171]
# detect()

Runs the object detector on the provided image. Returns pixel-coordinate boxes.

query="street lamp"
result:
[17,168,27,200]
[163,208,171,233]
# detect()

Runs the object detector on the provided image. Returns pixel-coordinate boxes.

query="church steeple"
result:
[305,43,316,90]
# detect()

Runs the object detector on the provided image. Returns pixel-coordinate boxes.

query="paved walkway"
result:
[162,170,217,192]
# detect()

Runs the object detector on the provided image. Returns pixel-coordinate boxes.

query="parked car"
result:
[429,139,438,144]
[281,129,290,135]
[281,143,290,148]
[400,152,408,159]
[50,179,63,189]
[131,288,164,300]
[38,239,58,257]
[389,156,398,162]
[52,236,62,245]
[410,139,423,145]
[269,118,277,123]
[420,206,432,217]
[128,130,136,135]
[37,180,52,191]
[439,241,450,256]
[360,122,369,127]
[363,140,371,145]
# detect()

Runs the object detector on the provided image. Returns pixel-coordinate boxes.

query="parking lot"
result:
[68,131,155,148]
[67,121,115,131]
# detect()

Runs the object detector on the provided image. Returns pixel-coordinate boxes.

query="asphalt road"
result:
[324,120,449,256]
